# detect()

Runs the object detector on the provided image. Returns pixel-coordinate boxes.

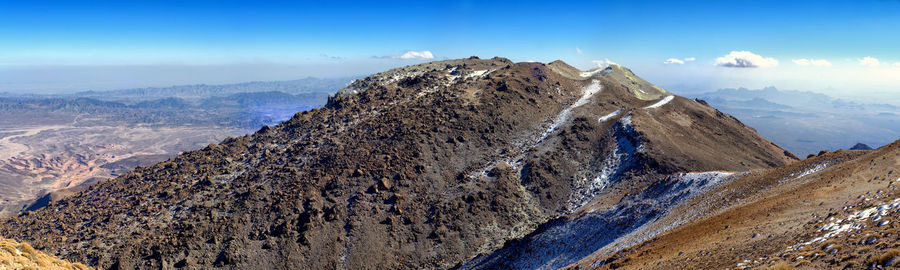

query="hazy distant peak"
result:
[849,143,874,150]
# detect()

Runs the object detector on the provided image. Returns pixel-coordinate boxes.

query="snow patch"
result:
[566,112,643,212]
[462,171,740,270]
[790,198,900,249]
[594,171,739,259]
[465,69,495,79]
[415,85,441,98]
[779,163,829,184]
[598,108,624,122]
[443,67,461,85]
[468,80,603,180]
[384,70,425,85]
[619,113,633,126]
[644,95,674,109]
[574,80,603,108]
[536,80,602,144]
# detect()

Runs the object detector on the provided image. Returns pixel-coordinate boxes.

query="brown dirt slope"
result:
[0,237,90,270]
[572,140,900,269]
[0,57,794,269]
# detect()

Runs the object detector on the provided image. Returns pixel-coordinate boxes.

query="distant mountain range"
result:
[0,77,354,102]
[0,91,329,129]
[696,86,898,111]
[690,86,900,156]
[0,77,356,129]
[70,77,354,102]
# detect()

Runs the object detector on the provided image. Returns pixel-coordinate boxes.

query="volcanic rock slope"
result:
[570,140,900,270]
[0,57,795,269]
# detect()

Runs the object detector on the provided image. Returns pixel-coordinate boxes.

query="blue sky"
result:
[2,0,900,101]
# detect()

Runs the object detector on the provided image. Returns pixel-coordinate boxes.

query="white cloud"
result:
[859,56,880,67]
[663,57,695,65]
[894,62,900,68]
[591,59,617,68]
[715,51,779,68]
[576,47,583,55]
[664,58,685,64]
[792,58,832,67]
[383,50,434,60]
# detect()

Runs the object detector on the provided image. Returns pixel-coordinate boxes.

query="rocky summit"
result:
[0,57,798,269]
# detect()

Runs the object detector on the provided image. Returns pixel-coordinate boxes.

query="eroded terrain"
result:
[0,116,247,216]
[0,82,337,217]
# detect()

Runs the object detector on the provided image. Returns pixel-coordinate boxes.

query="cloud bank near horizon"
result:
[715,51,779,68]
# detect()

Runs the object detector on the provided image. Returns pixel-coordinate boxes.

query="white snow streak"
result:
[566,112,642,211]
[465,69,494,79]
[598,108,624,122]
[643,95,674,109]
[536,80,602,143]
[779,163,829,184]
[574,80,603,107]
[469,80,603,180]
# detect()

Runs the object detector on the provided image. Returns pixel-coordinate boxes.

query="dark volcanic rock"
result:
[850,142,874,150]
[0,58,796,269]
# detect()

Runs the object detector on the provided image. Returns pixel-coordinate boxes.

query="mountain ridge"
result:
[0,57,795,269]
